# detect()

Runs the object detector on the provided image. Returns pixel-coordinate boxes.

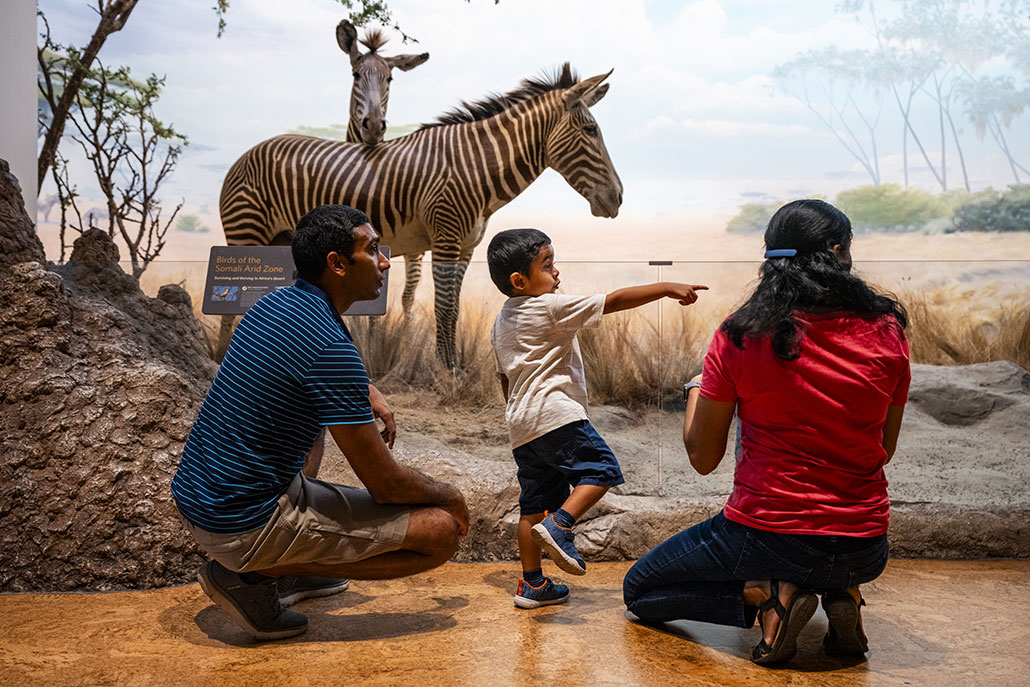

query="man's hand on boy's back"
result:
[604,281,709,314]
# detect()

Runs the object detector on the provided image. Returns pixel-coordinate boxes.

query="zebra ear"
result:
[386,52,430,72]
[336,20,361,66]
[563,69,613,110]
[583,83,609,108]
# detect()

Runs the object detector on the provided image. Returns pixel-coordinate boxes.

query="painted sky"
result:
[36,0,1030,260]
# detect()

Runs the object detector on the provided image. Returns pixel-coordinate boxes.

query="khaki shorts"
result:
[184,472,411,573]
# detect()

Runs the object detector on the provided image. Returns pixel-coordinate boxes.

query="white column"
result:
[0,0,39,221]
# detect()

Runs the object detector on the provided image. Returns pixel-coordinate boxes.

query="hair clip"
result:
[764,249,797,258]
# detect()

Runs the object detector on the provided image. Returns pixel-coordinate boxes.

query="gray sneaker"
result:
[197,561,308,641]
[278,576,350,607]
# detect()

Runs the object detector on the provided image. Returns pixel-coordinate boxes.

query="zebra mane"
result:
[360,28,388,53]
[420,63,580,129]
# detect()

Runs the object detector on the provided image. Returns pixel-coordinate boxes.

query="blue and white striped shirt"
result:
[171,279,373,533]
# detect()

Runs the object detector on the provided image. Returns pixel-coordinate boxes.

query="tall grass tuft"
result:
[354,303,713,409]
[348,305,438,390]
[163,265,1030,408]
[901,288,1030,370]
[348,302,501,407]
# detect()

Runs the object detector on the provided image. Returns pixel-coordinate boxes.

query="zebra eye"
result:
[386,76,393,83]
[583,124,598,136]
[353,72,360,79]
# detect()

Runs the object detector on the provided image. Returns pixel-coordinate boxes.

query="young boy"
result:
[487,228,707,609]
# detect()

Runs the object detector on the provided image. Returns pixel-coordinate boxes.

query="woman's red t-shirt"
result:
[700,313,910,537]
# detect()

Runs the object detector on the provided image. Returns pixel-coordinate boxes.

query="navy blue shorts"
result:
[512,420,625,515]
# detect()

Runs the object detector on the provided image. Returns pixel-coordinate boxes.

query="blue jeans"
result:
[623,512,888,628]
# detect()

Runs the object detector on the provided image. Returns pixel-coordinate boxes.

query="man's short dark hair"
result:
[487,228,551,296]
[292,205,371,282]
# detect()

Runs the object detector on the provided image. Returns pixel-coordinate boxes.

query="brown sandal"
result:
[751,580,819,665]
[821,590,869,656]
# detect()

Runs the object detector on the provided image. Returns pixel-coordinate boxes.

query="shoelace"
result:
[265,579,284,614]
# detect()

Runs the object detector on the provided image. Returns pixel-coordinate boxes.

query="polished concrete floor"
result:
[2,560,1028,686]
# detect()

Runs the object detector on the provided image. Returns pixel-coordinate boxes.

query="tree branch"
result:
[37,0,140,192]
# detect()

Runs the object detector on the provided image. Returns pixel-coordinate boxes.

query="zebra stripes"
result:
[220,64,622,369]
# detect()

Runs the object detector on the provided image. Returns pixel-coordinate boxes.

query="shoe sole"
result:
[531,524,587,576]
[280,579,350,608]
[197,565,308,641]
[752,592,818,665]
[823,597,869,656]
[513,593,570,609]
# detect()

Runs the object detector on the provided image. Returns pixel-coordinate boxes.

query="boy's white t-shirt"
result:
[490,293,606,448]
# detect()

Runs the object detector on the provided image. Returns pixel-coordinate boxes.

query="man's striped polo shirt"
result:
[171,278,374,534]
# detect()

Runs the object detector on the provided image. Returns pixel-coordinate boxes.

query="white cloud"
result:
[635,116,823,141]
[678,118,822,138]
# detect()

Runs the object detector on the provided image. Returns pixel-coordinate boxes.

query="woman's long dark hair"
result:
[722,199,907,360]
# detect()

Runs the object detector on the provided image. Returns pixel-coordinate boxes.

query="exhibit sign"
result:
[201,245,389,316]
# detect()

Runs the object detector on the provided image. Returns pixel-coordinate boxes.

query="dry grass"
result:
[347,303,501,408]
[344,288,1030,409]
[346,302,713,410]
[136,263,1030,408]
[901,288,1030,370]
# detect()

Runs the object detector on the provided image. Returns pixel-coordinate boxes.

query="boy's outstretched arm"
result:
[604,282,708,314]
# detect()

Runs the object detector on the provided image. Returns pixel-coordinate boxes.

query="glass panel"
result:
[657,258,1030,501]
[387,260,667,496]
[654,262,758,498]
[124,257,1030,501]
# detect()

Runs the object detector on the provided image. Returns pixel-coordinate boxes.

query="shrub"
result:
[951,184,1030,232]
[725,202,778,234]
[834,184,943,232]
[175,214,210,234]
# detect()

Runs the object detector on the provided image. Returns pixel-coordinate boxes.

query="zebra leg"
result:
[402,253,424,315]
[215,314,237,363]
[431,258,469,370]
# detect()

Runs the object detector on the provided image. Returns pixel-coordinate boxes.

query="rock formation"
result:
[0,160,216,591]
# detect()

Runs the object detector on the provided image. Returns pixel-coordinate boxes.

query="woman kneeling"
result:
[623,199,910,665]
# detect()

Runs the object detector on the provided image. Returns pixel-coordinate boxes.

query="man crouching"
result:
[171,204,468,640]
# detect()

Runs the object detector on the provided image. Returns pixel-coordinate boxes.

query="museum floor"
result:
[2,560,1027,687]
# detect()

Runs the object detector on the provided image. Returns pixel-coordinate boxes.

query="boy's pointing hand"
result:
[668,283,709,306]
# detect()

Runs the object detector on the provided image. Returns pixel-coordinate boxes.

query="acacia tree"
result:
[39,19,186,276]
[36,0,140,193]
[835,0,1030,190]
[213,0,403,38]
[37,0,407,273]
[774,46,889,185]
[958,75,1030,182]
[71,69,187,278]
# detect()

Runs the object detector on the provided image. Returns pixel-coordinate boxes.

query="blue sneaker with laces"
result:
[531,511,587,576]
[513,576,570,609]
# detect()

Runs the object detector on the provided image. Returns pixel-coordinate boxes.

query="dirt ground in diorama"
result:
[3,560,1029,686]
[326,382,1030,512]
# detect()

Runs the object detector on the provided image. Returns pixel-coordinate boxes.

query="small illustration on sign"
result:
[210,285,239,302]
